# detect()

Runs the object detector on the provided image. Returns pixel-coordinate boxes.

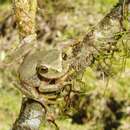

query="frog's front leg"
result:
[38,82,61,101]
[39,82,62,94]
[20,79,56,108]
[19,75,41,99]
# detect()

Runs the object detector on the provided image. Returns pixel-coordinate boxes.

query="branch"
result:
[12,0,46,130]
[12,0,37,40]
[10,0,130,129]
[12,98,45,130]
[69,0,130,74]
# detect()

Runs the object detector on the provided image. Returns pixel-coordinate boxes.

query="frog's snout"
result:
[36,71,57,85]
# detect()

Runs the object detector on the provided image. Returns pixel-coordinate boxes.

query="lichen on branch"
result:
[12,0,37,39]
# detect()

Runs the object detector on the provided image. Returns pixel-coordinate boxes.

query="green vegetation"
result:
[0,0,130,130]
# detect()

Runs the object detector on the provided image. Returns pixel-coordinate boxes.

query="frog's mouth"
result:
[37,64,69,84]
[37,74,64,95]
[41,76,57,85]
[38,72,67,85]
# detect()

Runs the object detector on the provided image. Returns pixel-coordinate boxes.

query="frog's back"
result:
[18,49,48,80]
[18,52,39,81]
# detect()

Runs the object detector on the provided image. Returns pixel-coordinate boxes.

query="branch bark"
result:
[11,0,130,129]
[12,0,37,40]
[69,0,130,75]
[12,98,45,130]
[12,0,45,130]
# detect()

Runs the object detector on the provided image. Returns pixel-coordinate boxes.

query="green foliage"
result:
[0,0,10,4]
[0,0,130,130]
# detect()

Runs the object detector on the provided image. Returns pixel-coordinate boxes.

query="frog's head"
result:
[37,48,69,80]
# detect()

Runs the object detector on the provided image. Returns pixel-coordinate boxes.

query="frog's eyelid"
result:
[44,65,62,72]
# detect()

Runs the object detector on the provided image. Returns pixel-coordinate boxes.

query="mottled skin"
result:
[18,48,69,106]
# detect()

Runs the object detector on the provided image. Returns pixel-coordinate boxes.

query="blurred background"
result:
[0,0,130,130]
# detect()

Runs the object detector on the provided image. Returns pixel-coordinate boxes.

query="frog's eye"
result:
[62,52,67,60]
[39,66,48,74]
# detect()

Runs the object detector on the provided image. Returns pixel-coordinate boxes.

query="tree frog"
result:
[18,48,69,106]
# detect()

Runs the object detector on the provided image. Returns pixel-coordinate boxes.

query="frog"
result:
[18,47,70,107]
